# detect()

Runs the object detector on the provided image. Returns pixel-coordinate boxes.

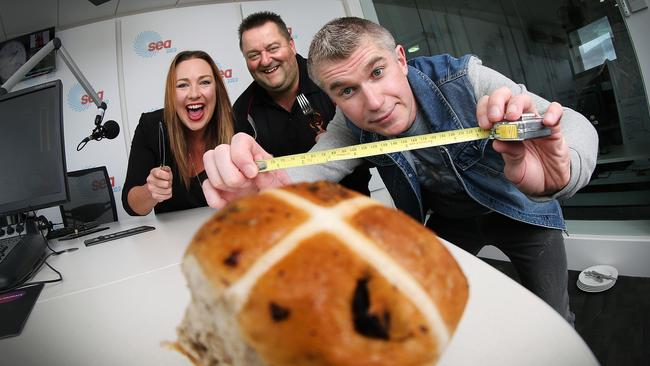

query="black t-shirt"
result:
[233,54,370,195]
[121,109,207,216]
[398,110,489,218]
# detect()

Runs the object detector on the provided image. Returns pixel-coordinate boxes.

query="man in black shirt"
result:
[233,11,371,195]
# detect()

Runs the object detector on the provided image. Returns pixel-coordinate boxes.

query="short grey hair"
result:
[307,17,396,87]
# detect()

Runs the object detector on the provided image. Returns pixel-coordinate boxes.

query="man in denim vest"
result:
[202,17,598,324]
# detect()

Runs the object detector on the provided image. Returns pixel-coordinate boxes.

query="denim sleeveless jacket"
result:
[345,54,565,229]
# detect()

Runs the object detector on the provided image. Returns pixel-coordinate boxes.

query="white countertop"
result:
[0,207,598,366]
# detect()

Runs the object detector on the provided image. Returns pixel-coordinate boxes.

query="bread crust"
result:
[178,182,468,366]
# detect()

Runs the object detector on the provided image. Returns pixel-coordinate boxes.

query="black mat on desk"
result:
[0,283,43,339]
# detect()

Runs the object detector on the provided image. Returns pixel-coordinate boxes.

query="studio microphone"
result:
[94,101,107,126]
[85,120,120,142]
[77,120,120,151]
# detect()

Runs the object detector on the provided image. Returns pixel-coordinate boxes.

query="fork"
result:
[296,93,314,115]
[585,270,616,282]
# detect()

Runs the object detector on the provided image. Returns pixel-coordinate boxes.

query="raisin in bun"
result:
[176,181,468,366]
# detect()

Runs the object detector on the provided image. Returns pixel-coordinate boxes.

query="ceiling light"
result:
[408,45,420,53]
[88,0,111,5]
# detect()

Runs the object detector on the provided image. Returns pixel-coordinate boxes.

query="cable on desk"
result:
[0,213,69,295]
[0,252,62,295]
[31,210,78,256]
[45,238,78,256]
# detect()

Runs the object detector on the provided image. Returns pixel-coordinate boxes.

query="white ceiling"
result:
[0,0,254,42]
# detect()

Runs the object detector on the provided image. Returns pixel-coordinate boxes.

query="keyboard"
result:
[0,236,21,265]
[0,234,48,291]
[47,221,100,239]
[84,226,155,247]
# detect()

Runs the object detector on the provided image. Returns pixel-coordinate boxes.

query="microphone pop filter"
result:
[103,120,120,139]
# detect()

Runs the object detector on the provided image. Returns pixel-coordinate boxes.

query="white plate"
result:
[577,278,615,293]
[577,264,618,293]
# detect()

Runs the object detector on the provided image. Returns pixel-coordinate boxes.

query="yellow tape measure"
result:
[256,114,549,172]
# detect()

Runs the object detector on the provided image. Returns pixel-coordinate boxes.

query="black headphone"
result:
[35,215,53,234]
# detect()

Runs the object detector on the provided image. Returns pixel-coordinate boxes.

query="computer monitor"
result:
[61,166,117,228]
[0,79,69,217]
[0,79,68,291]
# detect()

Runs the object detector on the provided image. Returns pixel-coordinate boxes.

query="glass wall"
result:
[372,0,650,220]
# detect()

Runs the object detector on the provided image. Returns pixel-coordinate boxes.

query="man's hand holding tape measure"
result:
[202,87,570,210]
[477,87,569,196]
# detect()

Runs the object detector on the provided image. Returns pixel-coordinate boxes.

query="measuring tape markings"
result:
[255,124,528,172]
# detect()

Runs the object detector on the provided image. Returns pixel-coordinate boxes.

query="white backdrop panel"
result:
[4,0,360,224]
[120,3,251,150]
[11,20,128,221]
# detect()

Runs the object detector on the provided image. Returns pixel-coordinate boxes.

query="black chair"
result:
[60,166,118,228]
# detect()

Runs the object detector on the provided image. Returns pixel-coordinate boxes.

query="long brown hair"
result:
[163,50,234,188]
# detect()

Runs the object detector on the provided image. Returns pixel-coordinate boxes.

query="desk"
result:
[0,207,598,366]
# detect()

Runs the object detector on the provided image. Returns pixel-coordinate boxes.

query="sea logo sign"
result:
[133,31,177,58]
[85,165,121,194]
[215,61,238,84]
[92,177,109,191]
[67,83,107,112]
[92,175,121,193]
[109,175,122,193]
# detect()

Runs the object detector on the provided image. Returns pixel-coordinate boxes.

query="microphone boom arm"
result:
[1,38,104,111]
[1,37,110,151]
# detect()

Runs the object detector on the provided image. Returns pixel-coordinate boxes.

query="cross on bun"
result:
[176,181,468,366]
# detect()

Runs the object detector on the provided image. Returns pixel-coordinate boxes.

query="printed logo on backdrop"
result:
[133,31,177,58]
[215,61,238,84]
[91,175,121,193]
[99,175,121,194]
[84,166,121,194]
[67,83,107,112]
